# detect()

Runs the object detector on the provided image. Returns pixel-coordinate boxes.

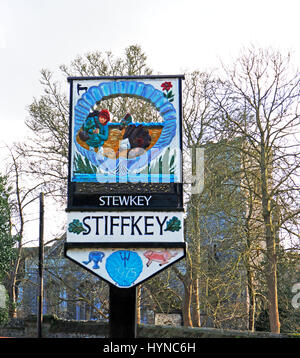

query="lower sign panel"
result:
[65,246,185,288]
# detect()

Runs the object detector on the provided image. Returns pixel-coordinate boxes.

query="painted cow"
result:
[143,250,177,267]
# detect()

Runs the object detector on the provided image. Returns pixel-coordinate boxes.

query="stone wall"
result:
[0,315,109,338]
[0,315,299,338]
[154,313,182,326]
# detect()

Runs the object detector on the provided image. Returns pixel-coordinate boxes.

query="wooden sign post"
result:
[64,75,185,338]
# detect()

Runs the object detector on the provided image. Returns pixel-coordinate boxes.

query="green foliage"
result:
[169,151,175,175]
[74,153,97,174]
[0,307,9,326]
[0,288,9,326]
[163,90,174,102]
[164,217,181,232]
[0,175,15,282]
[68,219,86,235]
[0,175,15,323]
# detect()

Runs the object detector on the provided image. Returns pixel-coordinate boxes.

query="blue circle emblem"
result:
[105,250,143,287]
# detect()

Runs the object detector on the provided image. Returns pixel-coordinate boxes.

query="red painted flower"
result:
[161,81,173,92]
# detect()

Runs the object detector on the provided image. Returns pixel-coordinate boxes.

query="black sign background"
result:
[67,182,183,211]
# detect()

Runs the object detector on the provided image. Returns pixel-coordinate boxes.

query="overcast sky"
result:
[1,0,300,244]
[1,0,300,144]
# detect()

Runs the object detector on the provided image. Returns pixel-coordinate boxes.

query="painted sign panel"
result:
[66,211,184,243]
[65,76,185,288]
[69,76,183,184]
[65,246,185,288]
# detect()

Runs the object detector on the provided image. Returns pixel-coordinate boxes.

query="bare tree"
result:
[173,70,218,326]
[4,148,45,317]
[211,47,300,333]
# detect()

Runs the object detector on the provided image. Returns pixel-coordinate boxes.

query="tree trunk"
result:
[8,265,19,318]
[136,285,141,324]
[182,280,193,326]
[7,246,23,318]
[190,191,201,327]
[193,277,201,327]
[247,269,256,331]
[265,231,280,333]
[260,150,280,333]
